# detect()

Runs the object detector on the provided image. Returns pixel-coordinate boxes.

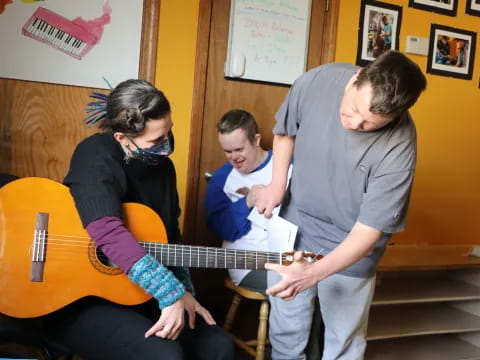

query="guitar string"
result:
[32,247,284,268]
[37,234,286,257]
[35,235,288,265]
[37,242,284,261]
[36,245,285,266]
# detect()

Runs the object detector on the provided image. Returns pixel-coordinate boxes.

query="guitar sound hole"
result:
[95,249,118,268]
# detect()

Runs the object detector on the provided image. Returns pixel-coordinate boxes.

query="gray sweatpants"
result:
[268,271,376,360]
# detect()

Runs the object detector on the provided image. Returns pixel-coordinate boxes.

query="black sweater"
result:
[64,132,182,245]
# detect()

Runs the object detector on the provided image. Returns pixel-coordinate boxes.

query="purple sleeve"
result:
[86,216,147,274]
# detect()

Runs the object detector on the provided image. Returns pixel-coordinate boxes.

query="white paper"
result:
[248,207,297,254]
[247,206,271,230]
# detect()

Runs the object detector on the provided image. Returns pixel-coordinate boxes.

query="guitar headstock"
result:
[281,251,323,266]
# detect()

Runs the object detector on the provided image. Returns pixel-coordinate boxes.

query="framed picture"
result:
[0,0,159,89]
[427,24,476,80]
[356,0,402,66]
[409,0,458,16]
[466,0,480,16]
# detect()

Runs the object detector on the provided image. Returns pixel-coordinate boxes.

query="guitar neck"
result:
[139,242,282,269]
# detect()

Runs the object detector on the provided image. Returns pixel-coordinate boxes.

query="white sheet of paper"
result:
[267,215,297,253]
[248,207,297,253]
[247,206,271,229]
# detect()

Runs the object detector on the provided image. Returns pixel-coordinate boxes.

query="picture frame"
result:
[427,24,476,80]
[356,0,402,66]
[0,0,159,89]
[466,0,480,16]
[409,0,458,16]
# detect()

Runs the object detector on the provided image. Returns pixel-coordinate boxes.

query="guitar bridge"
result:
[31,212,49,282]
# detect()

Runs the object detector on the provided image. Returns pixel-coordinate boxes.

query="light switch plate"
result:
[406,36,429,56]
[470,245,480,257]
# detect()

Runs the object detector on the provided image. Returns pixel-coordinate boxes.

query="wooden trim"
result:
[183,0,213,244]
[378,245,480,272]
[320,0,340,64]
[0,79,12,174]
[367,302,480,340]
[138,0,161,83]
[372,276,480,305]
[366,334,480,360]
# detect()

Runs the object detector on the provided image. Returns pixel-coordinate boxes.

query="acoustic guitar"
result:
[0,177,319,318]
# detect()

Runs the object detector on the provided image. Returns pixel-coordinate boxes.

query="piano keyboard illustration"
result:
[22,7,97,60]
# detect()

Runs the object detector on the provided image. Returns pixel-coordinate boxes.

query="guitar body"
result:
[0,177,168,318]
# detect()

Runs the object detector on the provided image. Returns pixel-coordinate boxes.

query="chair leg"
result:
[223,294,242,332]
[255,300,269,360]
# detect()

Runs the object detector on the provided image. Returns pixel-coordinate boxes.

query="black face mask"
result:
[128,132,174,166]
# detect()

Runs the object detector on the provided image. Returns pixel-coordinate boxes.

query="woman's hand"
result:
[183,291,216,329]
[145,298,185,340]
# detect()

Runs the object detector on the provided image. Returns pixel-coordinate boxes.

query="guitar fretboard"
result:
[140,242,283,269]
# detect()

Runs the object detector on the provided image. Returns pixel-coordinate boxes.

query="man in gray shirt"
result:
[255,51,427,359]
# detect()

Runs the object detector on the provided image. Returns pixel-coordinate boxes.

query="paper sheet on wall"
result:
[248,207,297,254]
[0,0,143,89]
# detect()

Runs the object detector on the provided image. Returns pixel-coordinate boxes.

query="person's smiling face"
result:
[218,128,262,174]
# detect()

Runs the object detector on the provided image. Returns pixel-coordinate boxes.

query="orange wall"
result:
[155,0,200,228]
[336,0,480,244]
[158,0,480,245]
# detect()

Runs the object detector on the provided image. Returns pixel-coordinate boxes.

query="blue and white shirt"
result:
[205,150,292,285]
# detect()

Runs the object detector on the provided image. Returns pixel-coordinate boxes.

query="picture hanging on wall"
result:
[356,0,402,66]
[409,0,458,17]
[427,24,476,80]
[466,0,480,16]
[0,0,145,89]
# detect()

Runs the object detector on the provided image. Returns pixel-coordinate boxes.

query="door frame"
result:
[182,0,339,243]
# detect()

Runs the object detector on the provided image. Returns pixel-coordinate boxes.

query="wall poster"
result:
[0,0,144,89]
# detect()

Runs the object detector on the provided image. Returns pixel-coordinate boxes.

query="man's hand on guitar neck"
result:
[265,223,383,300]
[265,251,322,301]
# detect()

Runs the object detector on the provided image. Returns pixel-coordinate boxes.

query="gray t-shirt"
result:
[274,62,417,277]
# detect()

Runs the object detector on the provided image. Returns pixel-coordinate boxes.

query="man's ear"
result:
[255,133,261,146]
[113,132,128,147]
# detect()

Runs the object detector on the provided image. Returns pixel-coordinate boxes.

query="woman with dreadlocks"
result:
[43,79,234,360]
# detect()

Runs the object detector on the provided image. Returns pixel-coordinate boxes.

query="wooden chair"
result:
[223,278,269,360]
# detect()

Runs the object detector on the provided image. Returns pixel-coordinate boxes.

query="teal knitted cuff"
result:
[128,254,185,309]
[170,266,195,295]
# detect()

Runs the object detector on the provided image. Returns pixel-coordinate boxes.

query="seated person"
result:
[41,79,235,360]
[204,109,291,294]
[436,35,451,65]
[205,110,322,358]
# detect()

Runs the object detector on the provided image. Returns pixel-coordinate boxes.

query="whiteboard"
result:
[225,0,311,85]
[0,0,143,89]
